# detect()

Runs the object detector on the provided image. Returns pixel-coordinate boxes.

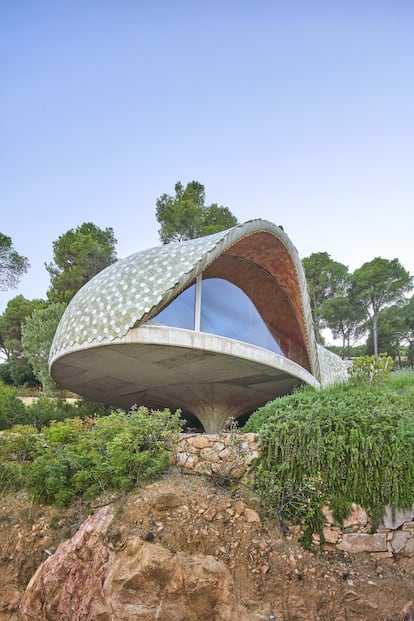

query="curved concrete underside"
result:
[51,325,320,433]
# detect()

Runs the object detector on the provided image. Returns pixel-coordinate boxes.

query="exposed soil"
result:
[1,473,414,620]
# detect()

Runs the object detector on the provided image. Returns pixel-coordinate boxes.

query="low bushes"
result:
[0,379,113,431]
[0,407,182,505]
[244,371,414,547]
[0,383,26,430]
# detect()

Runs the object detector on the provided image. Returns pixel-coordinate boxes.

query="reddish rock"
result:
[188,435,210,449]
[322,504,335,525]
[200,447,221,462]
[323,526,341,544]
[402,522,414,531]
[381,506,414,530]
[18,506,115,621]
[390,531,411,554]
[343,504,368,529]
[394,536,414,558]
[0,587,20,613]
[337,533,387,553]
[17,506,248,621]
[5,474,414,621]
[245,508,261,523]
[234,500,246,515]
[149,491,182,511]
[403,601,414,621]
[203,506,217,522]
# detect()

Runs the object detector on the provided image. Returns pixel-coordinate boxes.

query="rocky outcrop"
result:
[17,505,245,621]
[10,476,414,621]
[17,507,115,620]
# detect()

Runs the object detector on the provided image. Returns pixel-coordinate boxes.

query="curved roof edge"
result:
[50,323,321,391]
[49,219,321,381]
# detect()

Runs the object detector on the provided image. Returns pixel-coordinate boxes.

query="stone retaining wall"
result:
[174,432,259,479]
[174,433,414,558]
[315,502,414,558]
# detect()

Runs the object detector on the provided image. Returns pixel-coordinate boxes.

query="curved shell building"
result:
[49,219,347,432]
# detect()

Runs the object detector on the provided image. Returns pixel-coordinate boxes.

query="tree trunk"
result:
[397,344,402,369]
[372,313,379,358]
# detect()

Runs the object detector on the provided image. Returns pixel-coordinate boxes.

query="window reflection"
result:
[151,285,195,329]
[201,279,284,355]
[150,277,284,356]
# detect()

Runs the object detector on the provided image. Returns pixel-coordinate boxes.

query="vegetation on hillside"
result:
[1,368,414,556]
[0,406,182,505]
[0,387,111,431]
[244,370,414,547]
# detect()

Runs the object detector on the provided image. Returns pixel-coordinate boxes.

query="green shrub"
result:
[25,397,112,430]
[0,358,40,388]
[42,417,86,446]
[73,398,113,420]
[349,353,394,385]
[0,424,43,462]
[0,424,43,494]
[243,386,317,434]
[25,398,75,430]
[28,446,89,505]
[0,382,26,430]
[0,461,25,493]
[90,407,183,491]
[246,375,414,547]
[26,407,183,505]
[386,369,414,391]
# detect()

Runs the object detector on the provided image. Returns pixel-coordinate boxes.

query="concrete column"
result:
[191,404,239,434]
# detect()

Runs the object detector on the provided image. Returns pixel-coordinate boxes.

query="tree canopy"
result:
[321,295,366,358]
[0,233,30,291]
[0,296,46,387]
[402,296,414,366]
[0,295,47,360]
[302,252,349,341]
[400,295,414,352]
[21,302,66,395]
[155,181,238,243]
[350,257,413,358]
[46,223,117,304]
[369,296,414,366]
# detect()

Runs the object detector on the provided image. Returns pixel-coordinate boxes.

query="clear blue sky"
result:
[1,1,413,317]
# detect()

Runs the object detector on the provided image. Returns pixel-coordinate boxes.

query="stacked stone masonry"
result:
[174,432,259,480]
[315,502,414,558]
[174,433,414,559]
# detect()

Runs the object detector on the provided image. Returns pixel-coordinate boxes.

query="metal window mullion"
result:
[194,274,202,331]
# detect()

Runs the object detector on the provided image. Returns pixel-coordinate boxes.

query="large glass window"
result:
[150,277,284,356]
[151,285,195,329]
[200,279,283,354]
